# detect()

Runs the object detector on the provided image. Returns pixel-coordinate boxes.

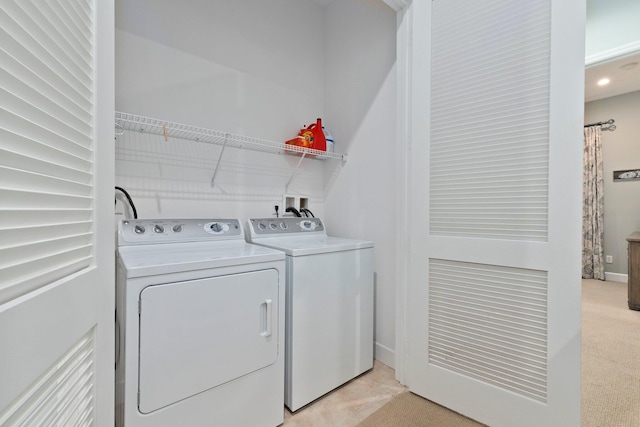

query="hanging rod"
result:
[584,118,616,131]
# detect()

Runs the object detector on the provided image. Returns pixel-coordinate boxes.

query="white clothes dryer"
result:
[116,218,285,427]
[246,217,374,412]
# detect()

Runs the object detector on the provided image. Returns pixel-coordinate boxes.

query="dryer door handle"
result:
[261,299,273,338]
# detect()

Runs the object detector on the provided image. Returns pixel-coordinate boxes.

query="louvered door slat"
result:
[1,129,91,172]
[12,1,92,76]
[1,149,91,183]
[4,110,91,160]
[4,91,92,147]
[0,209,93,228]
[51,0,93,38]
[430,0,551,242]
[1,68,91,136]
[429,259,548,402]
[0,189,92,209]
[0,29,91,111]
[0,11,92,102]
[0,49,91,120]
[0,222,92,248]
[0,0,95,308]
[0,330,96,426]
[0,251,92,304]
[0,168,91,196]
[37,0,93,62]
[3,1,93,89]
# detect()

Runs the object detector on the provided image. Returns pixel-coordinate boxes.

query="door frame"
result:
[393,0,413,385]
[94,1,116,424]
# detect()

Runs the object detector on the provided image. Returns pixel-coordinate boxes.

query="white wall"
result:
[115,0,399,364]
[115,0,328,220]
[323,1,398,367]
[585,90,640,277]
[116,0,325,141]
[586,0,640,59]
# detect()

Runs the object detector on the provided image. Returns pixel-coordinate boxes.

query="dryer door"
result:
[138,269,279,413]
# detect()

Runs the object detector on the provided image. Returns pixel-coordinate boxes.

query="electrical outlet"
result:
[606,255,613,264]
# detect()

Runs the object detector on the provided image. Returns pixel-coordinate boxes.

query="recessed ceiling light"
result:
[597,78,610,86]
[621,62,638,71]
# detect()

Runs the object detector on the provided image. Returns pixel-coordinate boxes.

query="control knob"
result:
[134,225,145,234]
[154,224,165,233]
[210,223,223,233]
[172,224,183,233]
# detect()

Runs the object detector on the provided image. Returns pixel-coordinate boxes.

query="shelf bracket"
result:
[285,152,307,193]
[210,134,230,187]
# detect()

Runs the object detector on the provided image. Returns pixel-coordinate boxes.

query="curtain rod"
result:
[584,119,615,128]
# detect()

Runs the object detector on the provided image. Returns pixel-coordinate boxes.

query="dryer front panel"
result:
[137,269,279,414]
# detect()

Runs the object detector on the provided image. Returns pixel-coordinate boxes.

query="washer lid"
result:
[249,235,373,257]
[117,240,284,278]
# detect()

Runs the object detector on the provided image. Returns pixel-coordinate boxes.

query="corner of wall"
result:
[374,342,396,369]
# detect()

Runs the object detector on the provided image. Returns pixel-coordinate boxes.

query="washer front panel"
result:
[285,248,374,410]
[137,269,279,414]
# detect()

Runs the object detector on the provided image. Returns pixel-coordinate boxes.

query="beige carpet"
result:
[358,280,640,427]
[356,391,484,427]
[581,279,640,427]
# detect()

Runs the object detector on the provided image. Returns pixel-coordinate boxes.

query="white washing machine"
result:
[115,218,285,427]
[246,217,374,411]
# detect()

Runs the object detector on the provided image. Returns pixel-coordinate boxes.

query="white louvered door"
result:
[406,0,584,426]
[0,1,114,426]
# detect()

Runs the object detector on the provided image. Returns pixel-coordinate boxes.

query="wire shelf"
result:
[115,112,346,197]
[114,112,346,161]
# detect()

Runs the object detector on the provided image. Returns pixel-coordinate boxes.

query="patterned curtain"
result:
[582,126,605,280]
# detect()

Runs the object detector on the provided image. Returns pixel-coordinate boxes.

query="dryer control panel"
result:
[119,218,242,245]
[248,217,325,237]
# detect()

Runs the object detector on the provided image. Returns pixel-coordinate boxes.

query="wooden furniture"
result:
[626,232,640,310]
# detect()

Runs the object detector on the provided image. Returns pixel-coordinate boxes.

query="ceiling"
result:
[585,52,640,102]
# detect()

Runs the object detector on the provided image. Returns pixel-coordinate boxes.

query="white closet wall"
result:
[323,1,397,366]
[115,0,398,364]
[115,0,327,219]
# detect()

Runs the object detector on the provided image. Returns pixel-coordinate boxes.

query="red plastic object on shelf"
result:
[286,118,326,152]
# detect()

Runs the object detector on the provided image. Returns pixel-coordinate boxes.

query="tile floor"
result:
[282,361,407,427]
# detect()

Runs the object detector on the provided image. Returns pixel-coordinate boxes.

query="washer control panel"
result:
[249,217,324,236]
[119,218,242,245]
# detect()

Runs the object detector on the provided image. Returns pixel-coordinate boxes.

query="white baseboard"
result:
[374,342,396,369]
[605,272,628,283]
